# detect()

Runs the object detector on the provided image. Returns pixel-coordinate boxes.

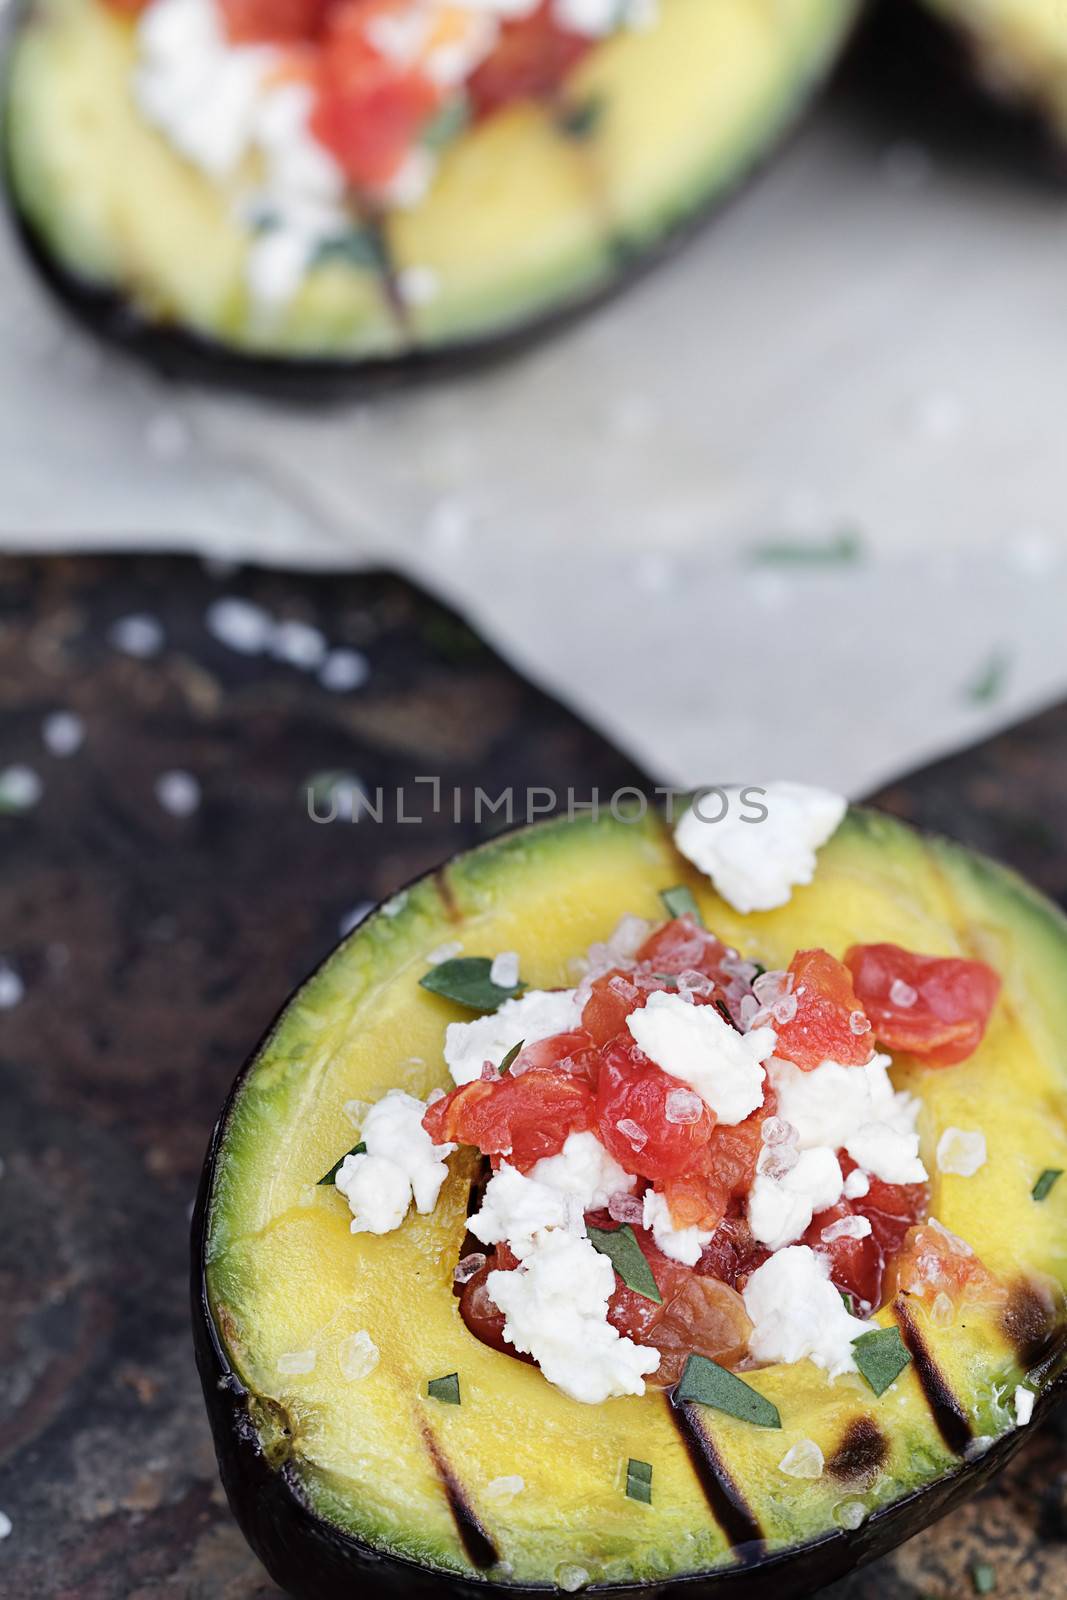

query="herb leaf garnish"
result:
[660,885,704,926]
[420,956,525,1013]
[625,1458,653,1505]
[1032,1168,1063,1202]
[675,1354,781,1429]
[318,1142,366,1185]
[587,1225,662,1304]
[852,1327,912,1397]
[427,1372,461,1405]
[498,1040,524,1076]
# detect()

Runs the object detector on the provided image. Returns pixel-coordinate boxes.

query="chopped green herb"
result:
[421,95,470,150]
[498,1040,524,1076]
[1032,1168,1063,1202]
[557,93,604,140]
[851,1327,912,1397]
[971,1561,997,1595]
[314,229,384,271]
[675,1354,781,1429]
[318,1142,366,1185]
[625,1459,653,1505]
[840,1290,857,1317]
[964,649,1011,706]
[427,1372,461,1405]
[587,1225,662,1304]
[750,529,864,568]
[420,956,525,1013]
[660,885,704,926]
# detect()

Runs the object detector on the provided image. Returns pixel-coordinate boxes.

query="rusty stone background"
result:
[0,554,1063,1600]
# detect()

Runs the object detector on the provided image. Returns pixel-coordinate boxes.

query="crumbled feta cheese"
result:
[490,951,521,990]
[468,1163,579,1255]
[276,1349,316,1376]
[769,1056,927,1185]
[936,1127,987,1178]
[444,989,582,1086]
[778,1439,825,1479]
[336,1090,453,1233]
[42,711,85,757]
[674,782,846,914]
[749,1148,844,1251]
[626,991,775,1125]
[642,1188,711,1265]
[843,1168,870,1201]
[529,1132,635,1213]
[1014,1385,1035,1426]
[485,1228,660,1403]
[339,1330,379,1381]
[743,1246,873,1377]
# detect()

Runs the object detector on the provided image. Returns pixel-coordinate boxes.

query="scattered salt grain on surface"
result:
[490,952,520,989]
[454,1253,487,1287]
[486,1476,525,1502]
[428,942,463,965]
[272,618,327,671]
[821,1216,872,1244]
[155,771,201,818]
[834,1500,867,1530]
[339,1331,379,1382]
[42,711,85,757]
[778,1439,824,1480]
[397,265,440,307]
[319,648,370,692]
[109,613,164,658]
[936,1127,987,1178]
[205,597,274,655]
[277,1350,316,1377]
[555,1565,590,1593]
[0,1510,11,1539]
[889,978,917,1009]
[339,902,374,936]
[1014,1385,1035,1427]
[616,1118,648,1152]
[665,1088,704,1125]
[0,766,42,812]
[849,1011,872,1036]
[608,1192,644,1225]
[930,1291,954,1328]
[343,1099,372,1129]
[0,963,24,1010]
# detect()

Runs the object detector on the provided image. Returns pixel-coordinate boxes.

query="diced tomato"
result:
[456,1241,532,1359]
[312,71,440,188]
[804,1155,927,1314]
[845,943,1001,1067]
[595,1036,716,1181]
[422,1067,595,1171]
[581,967,696,1049]
[218,0,325,44]
[467,0,592,118]
[694,1203,769,1292]
[510,1028,600,1081]
[602,1225,691,1346]
[661,1094,775,1233]
[772,948,874,1071]
[890,1221,1006,1310]
[635,918,733,983]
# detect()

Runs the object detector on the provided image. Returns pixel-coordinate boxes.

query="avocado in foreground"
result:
[5,0,859,386]
[193,802,1067,1598]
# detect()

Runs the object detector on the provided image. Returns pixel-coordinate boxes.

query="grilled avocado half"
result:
[193,804,1067,1600]
[5,0,859,388]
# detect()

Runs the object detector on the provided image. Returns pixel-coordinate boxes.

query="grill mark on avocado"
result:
[1001,1278,1063,1370]
[433,866,462,923]
[894,1297,972,1455]
[422,1425,499,1569]
[668,1395,765,1556]
[827,1417,888,1485]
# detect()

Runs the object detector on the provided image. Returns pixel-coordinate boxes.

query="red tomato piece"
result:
[581,967,689,1049]
[635,918,733,982]
[511,1028,600,1081]
[595,1036,716,1181]
[660,1094,775,1233]
[467,0,592,118]
[804,1155,927,1313]
[772,948,874,1071]
[218,0,325,44]
[845,943,1001,1066]
[890,1221,1007,1309]
[312,70,440,188]
[422,1067,595,1171]
[694,1203,769,1292]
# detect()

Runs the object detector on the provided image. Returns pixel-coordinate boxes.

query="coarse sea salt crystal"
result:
[849,1011,872,1036]
[821,1215,872,1244]
[835,1500,867,1530]
[427,941,462,965]
[338,1330,379,1381]
[454,1253,487,1286]
[889,978,918,1009]
[608,1192,644,1225]
[616,1118,648,1152]
[1014,1385,1035,1427]
[665,1088,704,1125]
[556,1565,590,1593]
[778,1439,824,1479]
[491,951,520,989]
[486,1475,525,1502]
[936,1127,987,1178]
[277,1349,316,1376]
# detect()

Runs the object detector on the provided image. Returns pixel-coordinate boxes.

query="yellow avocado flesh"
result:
[203,807,1067,1585]
[5,0,857,358]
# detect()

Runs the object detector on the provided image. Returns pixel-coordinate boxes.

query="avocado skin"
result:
[2,0,863,398]
[189,813,1067,1600]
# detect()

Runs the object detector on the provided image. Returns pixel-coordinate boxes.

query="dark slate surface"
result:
[0,554,1063,1600]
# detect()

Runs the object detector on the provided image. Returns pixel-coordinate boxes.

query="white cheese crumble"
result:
[936,1127,987,1178]
[529,1132,635,1212]
[444,988,583,1085]
[490,950,521,990]
[485,1228,660,1404]
[626,991,776,1125]
[673,782,846,914]
[642,1188,712,1265]
[1014,1385,1035,1427]
[743,1246,874,1378]
[339,1330,380,1381]
[469,1162,580,1254]
[335,1090,454,1233]
[748,1148,844,1252]
[778,1439,825,1479]
[843,1168,871,1201]
[769,1056,927,1185]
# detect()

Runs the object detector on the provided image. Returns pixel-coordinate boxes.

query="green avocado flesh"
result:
[202,806,1067,1587]
[920,0,1067,137]
[5,0,857,360]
